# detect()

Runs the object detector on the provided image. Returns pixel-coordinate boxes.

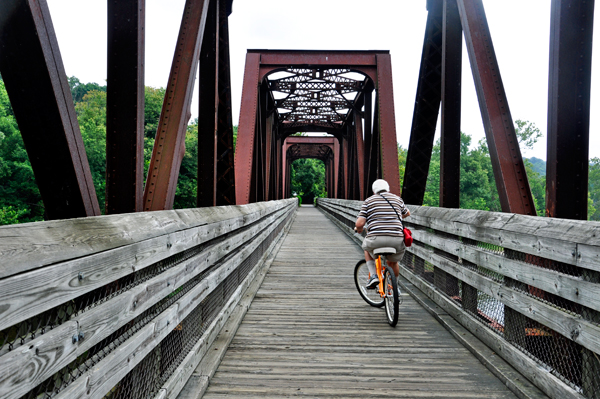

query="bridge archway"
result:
[234,50,401,205]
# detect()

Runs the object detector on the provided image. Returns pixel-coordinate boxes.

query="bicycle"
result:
[354,247,400,327]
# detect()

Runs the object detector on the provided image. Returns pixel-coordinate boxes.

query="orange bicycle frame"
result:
[375,256,385,297]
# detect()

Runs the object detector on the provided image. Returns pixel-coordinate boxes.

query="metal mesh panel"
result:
[2,242,210,359]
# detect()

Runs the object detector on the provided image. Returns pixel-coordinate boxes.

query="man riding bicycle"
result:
[355,179,410,289]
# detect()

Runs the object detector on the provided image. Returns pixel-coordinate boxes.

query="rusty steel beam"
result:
[143,0,210,211]
[546,0,594,220]
[439,0,462,208]
[106,0,145,215]
[376,53,401,195]
[402,0,443,205]
[234,53,261,205]
[196,0,218,207]
[363,87,374,198]
[355,111,366,200]
[367,98,380,195]
[0,0,100,220]
[214,0,236,205]
[458,0,536,215]
[256,50,379,67]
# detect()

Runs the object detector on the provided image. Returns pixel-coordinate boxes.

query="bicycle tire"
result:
[354,259,385,308]
[384,266,399,326]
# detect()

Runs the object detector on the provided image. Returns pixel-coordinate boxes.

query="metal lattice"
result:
[268,68,367,130]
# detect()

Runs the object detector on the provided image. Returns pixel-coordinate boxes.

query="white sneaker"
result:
[366,275,379,289]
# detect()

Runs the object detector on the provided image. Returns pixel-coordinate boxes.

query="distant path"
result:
[201,205,518,398]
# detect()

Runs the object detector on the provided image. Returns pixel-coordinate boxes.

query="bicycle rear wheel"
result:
[354,260,384,308]
[383,266,399,326]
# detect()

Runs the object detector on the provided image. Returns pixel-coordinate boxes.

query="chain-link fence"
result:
[0,200,295,399]
[317,198,600,399]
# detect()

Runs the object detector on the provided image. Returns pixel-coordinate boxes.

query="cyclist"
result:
[355,179,410,289]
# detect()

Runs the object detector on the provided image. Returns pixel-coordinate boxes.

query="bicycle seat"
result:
[373,247,397,256]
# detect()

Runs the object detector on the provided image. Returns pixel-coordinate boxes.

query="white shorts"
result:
[361,235,406,262]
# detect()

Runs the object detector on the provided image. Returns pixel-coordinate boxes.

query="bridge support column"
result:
[106,0,145,215]
[439,0,461,209]
[403,0,443,205]
[546,0,594,220]
[197,0,236,207]
[458,0,536,215]
[376,54,401,195]
[0,0,100,219]
[143,0,210,211]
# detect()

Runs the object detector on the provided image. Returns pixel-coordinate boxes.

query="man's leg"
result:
[387,260,400,277]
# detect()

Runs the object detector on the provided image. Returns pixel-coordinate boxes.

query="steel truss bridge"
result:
[0,1,599,399]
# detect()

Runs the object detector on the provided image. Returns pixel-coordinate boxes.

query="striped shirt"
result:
[358,192,409,237]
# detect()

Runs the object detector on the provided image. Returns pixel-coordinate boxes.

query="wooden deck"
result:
[200,205,521,398]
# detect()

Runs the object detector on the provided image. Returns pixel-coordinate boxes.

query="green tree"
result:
[422,140,440,207]
[290,158,326,204]
[173,120,198,209]
[514,119,542,151]
[0,78,44,224]
[143,86,166,177]
[524,158,546,216]
[398,144,407,188]
[69,76,106,103]
[75,90,107,210]
[589,157,600,221]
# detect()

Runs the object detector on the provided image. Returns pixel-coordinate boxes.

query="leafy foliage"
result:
[0,79,44,223]
[3,76,600,223]
[589,158,600,221]
[422,129,548,215]
[0,77,199,224]
[290,158,326,204]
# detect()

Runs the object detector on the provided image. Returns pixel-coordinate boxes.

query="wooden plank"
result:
[418,230,600,312]
[397,264,584,399]
[408,244,600,357]
[0,199,293,278]
[0,203,294,332]
[163,211,294,399]
[0,206,294,399]
[200,206,523,399]
[319,199,600,272]
[51,208,294,399]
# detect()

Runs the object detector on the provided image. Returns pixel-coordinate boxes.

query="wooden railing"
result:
[0,199,296,399]
[317,198,600,399]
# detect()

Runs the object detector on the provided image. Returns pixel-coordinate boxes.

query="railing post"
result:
[582,269,600,397]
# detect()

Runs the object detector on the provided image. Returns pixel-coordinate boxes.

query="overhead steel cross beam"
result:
[235,50,401,205]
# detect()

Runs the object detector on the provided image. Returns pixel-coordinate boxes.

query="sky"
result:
[45,0,600,161]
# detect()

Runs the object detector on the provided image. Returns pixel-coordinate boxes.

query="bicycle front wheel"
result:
[384,266,399,326]
[354,260,385,308]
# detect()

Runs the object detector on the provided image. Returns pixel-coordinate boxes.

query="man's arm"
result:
[355,216,366,233]
[402,209,410,218]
